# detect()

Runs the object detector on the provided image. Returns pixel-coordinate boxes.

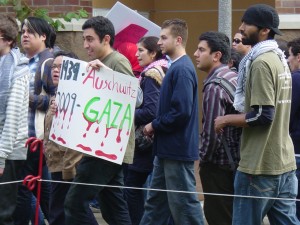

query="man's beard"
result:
[242,31,260,47]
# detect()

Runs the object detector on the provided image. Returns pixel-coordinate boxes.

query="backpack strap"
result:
[204,77,236,101]
[204,77,237,170]
[40,58,53,95]
[221,136,237,170]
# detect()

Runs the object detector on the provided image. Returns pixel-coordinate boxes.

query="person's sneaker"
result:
[89,201,100,213]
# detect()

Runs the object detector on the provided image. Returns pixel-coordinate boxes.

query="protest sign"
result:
[106,1,161,49]
[49,57,139,164]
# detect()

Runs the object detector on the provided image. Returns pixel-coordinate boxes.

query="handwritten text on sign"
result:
[49,57,138,164]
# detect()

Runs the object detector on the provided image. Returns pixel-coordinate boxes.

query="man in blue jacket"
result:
[141,18,204,225]
[287,37,300,220]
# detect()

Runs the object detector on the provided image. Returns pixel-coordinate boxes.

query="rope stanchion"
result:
[23,137,44,225]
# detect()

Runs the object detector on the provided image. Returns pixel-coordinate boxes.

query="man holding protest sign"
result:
[141,19,205,225]
[64,16,134,225]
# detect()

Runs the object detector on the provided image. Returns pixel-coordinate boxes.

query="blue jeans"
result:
[140,157,204,225]
[31,195,45,225]
[233,170,299,225]
[64,157,131,225]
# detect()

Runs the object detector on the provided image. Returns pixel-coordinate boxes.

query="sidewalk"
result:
[92,204,271,225]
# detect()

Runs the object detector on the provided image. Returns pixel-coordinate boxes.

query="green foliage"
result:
[0,0,88,30]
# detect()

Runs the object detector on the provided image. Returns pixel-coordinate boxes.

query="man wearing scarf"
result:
[0,14,30,225]
[215,4,299,225]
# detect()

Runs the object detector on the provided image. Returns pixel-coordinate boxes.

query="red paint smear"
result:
[76,144,92,152]
[95,150,117,160]
[51,133,56,140]
[126,130,129,136]
[116,129,122,143]
[57,137,66,144]
[95,127,99,133]
[101,141,104,147]
[82,113,96,132]
[105,127,112,138]
[83,133,86,138]
[55,110,58,118]
[63,110,67,120]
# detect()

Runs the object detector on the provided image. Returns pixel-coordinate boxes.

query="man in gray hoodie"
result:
[0,14,30,225]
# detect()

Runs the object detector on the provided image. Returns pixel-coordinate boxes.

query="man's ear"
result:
[260,28,271,38]
[103,34,111,45]
[176,36,183,46]
[41,33,46,42]
[213,51,222,62]
[296,53,300,63]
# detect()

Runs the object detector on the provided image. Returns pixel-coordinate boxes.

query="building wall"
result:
[0,0,93,17]
[93,0,275,60]
[276,0,300,14]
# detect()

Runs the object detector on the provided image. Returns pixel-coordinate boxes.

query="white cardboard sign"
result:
[49,57,139,164]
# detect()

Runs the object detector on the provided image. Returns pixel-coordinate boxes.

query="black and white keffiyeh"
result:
[233,39,289,112]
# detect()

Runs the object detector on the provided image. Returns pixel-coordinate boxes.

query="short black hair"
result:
[287,38,300,57]
[82,16,115,47]
[53,50,78,59]
[21,17,56,48]
[199,31,230,64]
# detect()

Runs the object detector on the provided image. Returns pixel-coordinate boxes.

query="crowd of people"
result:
[0,3,300,225]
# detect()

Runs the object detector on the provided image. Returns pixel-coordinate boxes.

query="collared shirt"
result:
[166,54,185,68]
[199,65,241,165]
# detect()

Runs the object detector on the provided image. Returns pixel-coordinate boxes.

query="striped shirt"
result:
[0,62,30,167]
[199,65,241,165]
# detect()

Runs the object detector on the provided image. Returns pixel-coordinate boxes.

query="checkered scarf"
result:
[233,39,288,112]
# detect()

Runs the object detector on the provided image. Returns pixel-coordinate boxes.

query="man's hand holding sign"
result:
[49,56,139,165]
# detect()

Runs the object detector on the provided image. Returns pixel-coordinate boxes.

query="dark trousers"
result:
[200,162,235,225]
[49,172,98,225]
[64,157,131,225]
[124,169,150,225]
[0,160,24,225]
[14,149,50,225]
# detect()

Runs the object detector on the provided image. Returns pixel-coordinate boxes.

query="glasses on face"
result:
[232,38,242,44]
[51,64,62,70]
